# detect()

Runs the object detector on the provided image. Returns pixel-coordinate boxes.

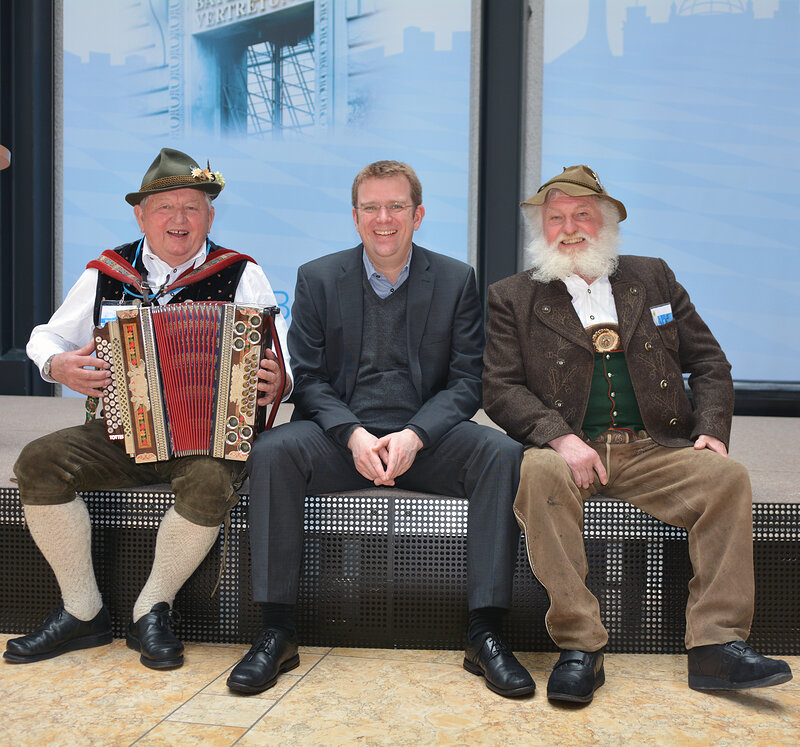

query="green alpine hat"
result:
[522,164,626,222]
[125,147,225,206]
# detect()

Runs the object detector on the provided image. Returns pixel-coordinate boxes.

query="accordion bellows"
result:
[95,302,284,462]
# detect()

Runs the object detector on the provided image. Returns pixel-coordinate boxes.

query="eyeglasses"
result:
[356,203,414,215]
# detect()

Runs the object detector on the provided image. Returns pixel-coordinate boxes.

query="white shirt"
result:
[27,238,292,397]
[562,274,618,328]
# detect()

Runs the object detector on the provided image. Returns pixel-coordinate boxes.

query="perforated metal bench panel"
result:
[1,487,798,653]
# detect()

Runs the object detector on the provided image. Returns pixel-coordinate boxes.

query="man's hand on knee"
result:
[375,429,423,484]
[347,427,391,485]
[548,434,608,490]
[693,434,728,457]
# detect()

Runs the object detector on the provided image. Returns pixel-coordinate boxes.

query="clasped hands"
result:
[348,426,423,486]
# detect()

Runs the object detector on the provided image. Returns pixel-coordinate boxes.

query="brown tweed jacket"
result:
[482,255,734,449]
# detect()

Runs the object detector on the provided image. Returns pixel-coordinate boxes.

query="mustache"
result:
[555,231,591,246]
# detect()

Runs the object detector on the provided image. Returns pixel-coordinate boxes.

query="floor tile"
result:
[330,646,463,666]
[137,721,246,746]
[1,635,797,746]
[167,692,277,728]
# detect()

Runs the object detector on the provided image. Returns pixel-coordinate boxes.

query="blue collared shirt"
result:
[362,247,413,299]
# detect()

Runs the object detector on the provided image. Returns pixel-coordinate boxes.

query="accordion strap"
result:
[263,313,287,432]
[165,249,256,293]
[87,250,144,293]
[87,248,256,297]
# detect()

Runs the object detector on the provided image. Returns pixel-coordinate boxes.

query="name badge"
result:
[99,301,138,327]
[650,303,673,326]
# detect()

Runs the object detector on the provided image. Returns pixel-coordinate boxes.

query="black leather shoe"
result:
[688,640,792,690]
[463,632,536,697]
[547,649,605,703]
[227,628,300,694]
[4,605,112,663]
[126,602,184,670]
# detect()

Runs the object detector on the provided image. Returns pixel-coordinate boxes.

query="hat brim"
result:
[125,180,222,206]
[521,184,627,222]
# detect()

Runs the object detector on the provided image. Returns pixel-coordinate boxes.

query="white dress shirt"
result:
[27,238,292,397]
[562,274,618,328]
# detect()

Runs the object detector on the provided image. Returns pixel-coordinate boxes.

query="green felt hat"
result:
[125,147,224,206]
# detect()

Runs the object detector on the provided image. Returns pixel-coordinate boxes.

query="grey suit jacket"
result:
[288,244,484,446]
[483,255,734,449]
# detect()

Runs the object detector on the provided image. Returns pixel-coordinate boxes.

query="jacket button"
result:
[660,379,668,389]
[556,359,565,366]
[644,341,653,351]
[669,417,678,426]
[554,400,563,408]
[629,287,639,295]
[542,305,551,313]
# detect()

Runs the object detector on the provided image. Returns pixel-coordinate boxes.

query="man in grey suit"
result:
[227,160,534,698]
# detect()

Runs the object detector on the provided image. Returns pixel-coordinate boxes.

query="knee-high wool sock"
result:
[23,498,104,621]
[133,507,219,622]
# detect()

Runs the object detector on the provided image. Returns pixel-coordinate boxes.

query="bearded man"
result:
[482,165,792,703]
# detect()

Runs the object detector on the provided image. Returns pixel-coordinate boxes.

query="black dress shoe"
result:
[226,628,300,694]
[547,649,605,703]
[463,632,536,697]
[126,602,184,670]
[688,640,793,691]
[4,605,112,663]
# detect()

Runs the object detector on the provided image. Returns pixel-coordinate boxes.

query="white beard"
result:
[526,223,620,284]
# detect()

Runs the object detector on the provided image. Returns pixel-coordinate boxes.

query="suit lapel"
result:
[336,247,365,400]
[406,245,433,396]
[535,282,594,353]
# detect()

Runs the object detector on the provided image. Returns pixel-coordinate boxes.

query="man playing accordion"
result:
[5,147,290,670]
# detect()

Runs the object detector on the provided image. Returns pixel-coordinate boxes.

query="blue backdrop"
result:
[62,0,471,331]
[542,0,800,383]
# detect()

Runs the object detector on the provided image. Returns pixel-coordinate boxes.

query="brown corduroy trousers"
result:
[514,434,754,651]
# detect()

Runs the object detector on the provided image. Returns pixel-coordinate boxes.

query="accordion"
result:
[94,302,285,463]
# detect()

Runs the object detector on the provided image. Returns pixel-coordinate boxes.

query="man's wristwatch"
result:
[42,354,56,378]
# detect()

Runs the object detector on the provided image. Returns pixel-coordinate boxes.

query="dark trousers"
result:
[246,420,522,610]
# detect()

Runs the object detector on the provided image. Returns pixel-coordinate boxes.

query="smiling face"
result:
[133,188,215,266]
[352,174,424,279]
[542,193,604,256]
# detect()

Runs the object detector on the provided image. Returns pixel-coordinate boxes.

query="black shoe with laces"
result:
[226,627,300,694]
[4,605,112,663]
[126,602,184,670]
[463,631,536,697]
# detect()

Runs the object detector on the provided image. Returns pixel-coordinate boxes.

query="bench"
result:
[1,396,798,654]
[1,484,798,654]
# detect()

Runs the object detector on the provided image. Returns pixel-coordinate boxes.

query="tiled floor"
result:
[1,636,797,745]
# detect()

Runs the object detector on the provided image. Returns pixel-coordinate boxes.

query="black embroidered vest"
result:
[92,239,248,326]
